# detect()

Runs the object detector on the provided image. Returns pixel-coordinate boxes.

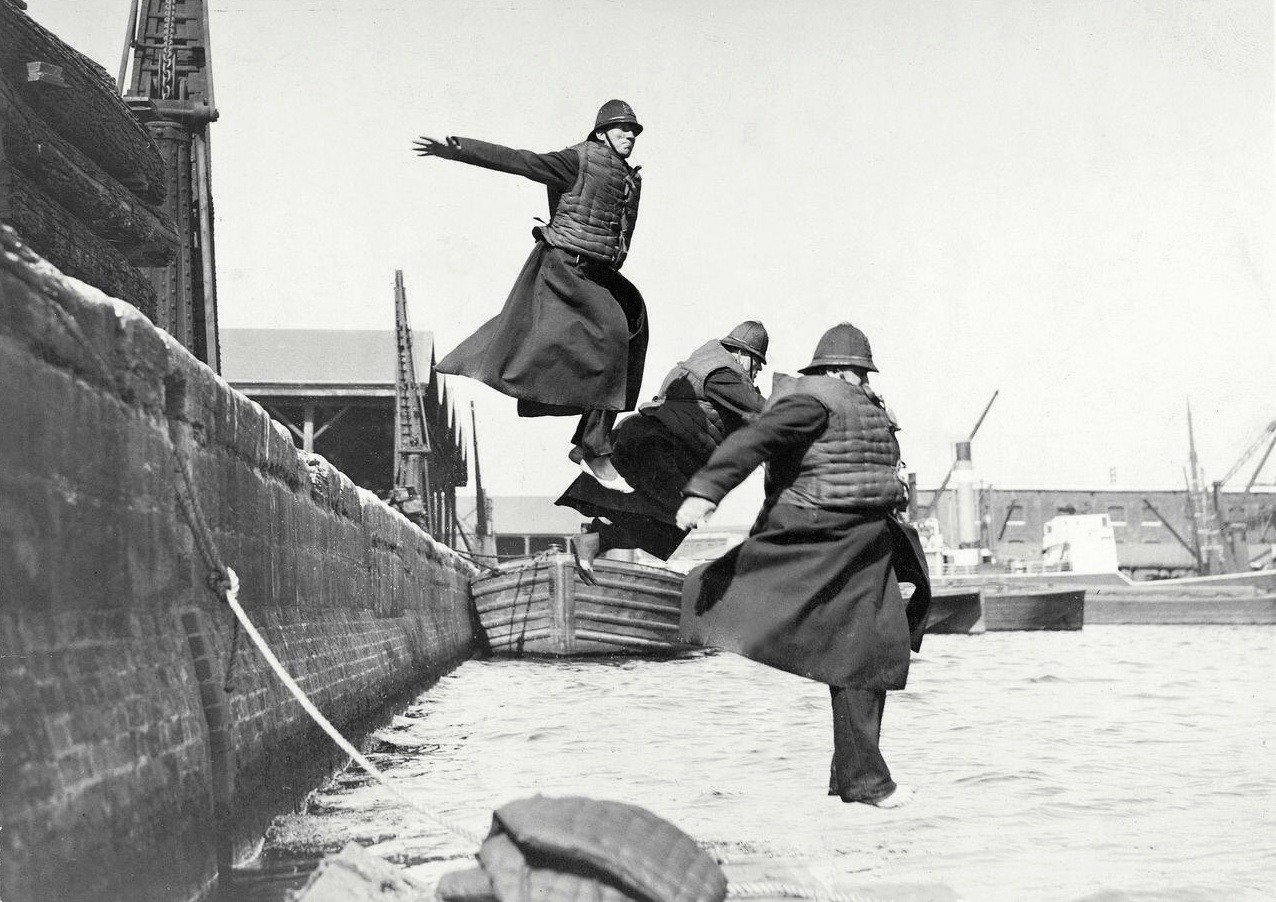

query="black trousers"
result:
[589,516,687,561]
[828,686,895,803]
[571,409,619,457]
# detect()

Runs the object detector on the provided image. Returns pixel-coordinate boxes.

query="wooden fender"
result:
[4,174,160,319]
[0,77,178,265]
[0,2,166,203]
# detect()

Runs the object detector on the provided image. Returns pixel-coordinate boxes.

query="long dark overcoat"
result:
[438,243,647,412]
[682,507,931,690]
[558,414,700,525]
[431,137,648,413]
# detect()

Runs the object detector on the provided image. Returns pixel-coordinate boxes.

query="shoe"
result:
[864,785,913,809]
[580,455,634,493]
[569,532,601,584]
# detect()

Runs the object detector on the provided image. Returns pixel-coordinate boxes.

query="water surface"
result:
[254,626,1276,901]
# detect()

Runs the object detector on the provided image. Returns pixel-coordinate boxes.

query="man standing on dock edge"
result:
[413,100,647,493]
[677,322,932,808]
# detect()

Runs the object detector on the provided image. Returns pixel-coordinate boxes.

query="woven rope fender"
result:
[437,795,728,902]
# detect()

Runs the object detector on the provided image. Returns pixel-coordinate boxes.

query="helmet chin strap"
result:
[600,129,629,159]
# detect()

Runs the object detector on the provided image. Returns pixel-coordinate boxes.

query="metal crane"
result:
[392,270,432,516]
[1210,417,1276,568]
[919,390,999,520]
[118,0,220,368]
[1214,418,1276,493]
[388,271,469,545]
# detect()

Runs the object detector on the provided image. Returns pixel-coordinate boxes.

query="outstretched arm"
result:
[412,135,578,189]
[677,394,829,529]
[413,135,460,159]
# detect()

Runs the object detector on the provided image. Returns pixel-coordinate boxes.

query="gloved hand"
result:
[676,496,717,530]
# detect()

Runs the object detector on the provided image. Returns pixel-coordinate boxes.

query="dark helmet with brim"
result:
[590,99,643,139]
[798,322,878,374]
[719,320,769,364]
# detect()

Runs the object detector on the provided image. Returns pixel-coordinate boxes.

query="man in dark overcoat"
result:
[676,322,932,808]
[413,101,647,492]
[555,321,770,578]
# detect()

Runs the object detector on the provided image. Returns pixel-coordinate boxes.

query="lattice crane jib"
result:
[1217,419,1276,494]
[119,0,220,369]
[471,402,491,538]
[389,271,470,544]
[393,270,431,496]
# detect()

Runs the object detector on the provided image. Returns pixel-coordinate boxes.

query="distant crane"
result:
[1210,417,1276,569]
[389,271,469,545]
[392,270,432,523]
[920,390,999,521]
[459,401,497,560]
[1213,418,1276,494]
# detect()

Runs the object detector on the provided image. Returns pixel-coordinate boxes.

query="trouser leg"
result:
[572,409,618,457]
[828,685,895,803]
[591,515,688,561]
[590,519,623,555]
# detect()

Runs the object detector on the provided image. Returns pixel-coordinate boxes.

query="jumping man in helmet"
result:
[677,322,932,808]
[556,321,770,578]
[414,101,647,492]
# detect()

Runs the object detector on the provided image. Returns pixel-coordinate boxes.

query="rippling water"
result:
[252,626,1276,901]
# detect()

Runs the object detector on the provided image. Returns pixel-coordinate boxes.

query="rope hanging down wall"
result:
[169,446,486,848]
[169,446,880,902]
[14,227,872,901]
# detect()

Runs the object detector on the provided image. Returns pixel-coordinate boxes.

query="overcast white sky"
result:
[30,0,1275,523]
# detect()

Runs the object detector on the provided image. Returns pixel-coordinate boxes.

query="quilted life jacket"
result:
[766,374,907,512]
[539,140,641,268]
[643,340,757,457]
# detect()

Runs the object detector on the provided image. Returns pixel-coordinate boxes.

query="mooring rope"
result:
[16,225,892,900]
[170,447,485,848]
[214,567,485,848]
[171,448,880,900]
[170,449,242,690]
[449,547,505,575]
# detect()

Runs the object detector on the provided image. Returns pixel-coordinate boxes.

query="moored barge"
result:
[471,550,694,657]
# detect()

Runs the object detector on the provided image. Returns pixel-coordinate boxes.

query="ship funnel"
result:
[953,440,980,548]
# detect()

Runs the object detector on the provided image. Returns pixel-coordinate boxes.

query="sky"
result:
[27,0,1276,525]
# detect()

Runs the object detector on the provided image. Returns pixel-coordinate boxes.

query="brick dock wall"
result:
[0,230,479,902]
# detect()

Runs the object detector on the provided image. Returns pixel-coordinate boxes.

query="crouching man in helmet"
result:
[677,322,932,808]
[556,321,770,578]
[414,101,647,493]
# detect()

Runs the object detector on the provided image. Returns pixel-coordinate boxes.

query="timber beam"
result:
[0,77,179,265]
[0,2,166,202]
[5,172,160,317]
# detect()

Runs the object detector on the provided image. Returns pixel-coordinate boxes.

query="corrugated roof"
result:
[220,328,433,385]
